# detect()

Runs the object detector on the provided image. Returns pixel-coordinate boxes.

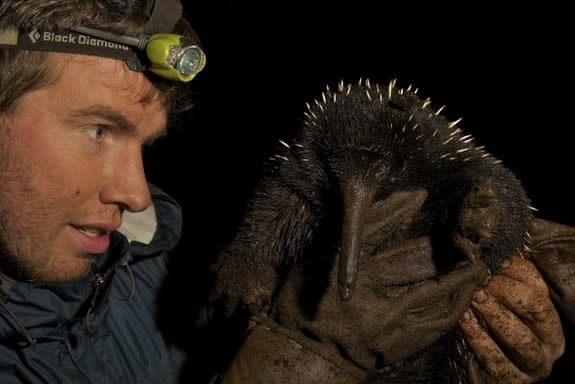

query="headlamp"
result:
[72,26,206,82]
[147,34,206,81]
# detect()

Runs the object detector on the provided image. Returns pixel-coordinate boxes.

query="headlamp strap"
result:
[144,0,183,34]
[0,27,145,71]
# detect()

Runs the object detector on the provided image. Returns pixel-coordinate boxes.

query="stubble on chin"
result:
[0,246,96,285]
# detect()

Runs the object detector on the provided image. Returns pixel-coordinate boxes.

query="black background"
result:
[149,2,575,240]
[150,2,574,382]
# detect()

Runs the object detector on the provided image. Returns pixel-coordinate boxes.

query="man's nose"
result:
[100,149,152,212]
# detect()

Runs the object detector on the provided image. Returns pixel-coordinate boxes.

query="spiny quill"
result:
[210,78,534,382]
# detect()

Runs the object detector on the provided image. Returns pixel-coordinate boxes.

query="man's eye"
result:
[84,125,108,141]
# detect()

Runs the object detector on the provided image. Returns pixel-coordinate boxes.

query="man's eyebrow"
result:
[67,105,167,144]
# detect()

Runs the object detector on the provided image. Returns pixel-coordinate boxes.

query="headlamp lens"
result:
[178,45,205,77]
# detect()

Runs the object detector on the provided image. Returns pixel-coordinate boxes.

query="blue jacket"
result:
[0,184,184,383]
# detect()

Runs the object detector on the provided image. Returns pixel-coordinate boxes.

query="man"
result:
[0,0,202,382]
[0,0,566,383]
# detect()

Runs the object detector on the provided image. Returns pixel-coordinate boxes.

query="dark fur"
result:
[210,79,533,382]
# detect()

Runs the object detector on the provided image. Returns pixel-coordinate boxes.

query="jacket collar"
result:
[0,234,126,345]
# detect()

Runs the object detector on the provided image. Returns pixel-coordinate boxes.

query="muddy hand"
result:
[459,256,565,383]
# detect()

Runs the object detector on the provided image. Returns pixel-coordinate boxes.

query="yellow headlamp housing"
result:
[146,33,206,82]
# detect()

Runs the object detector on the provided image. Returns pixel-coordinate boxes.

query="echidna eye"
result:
[387,101,405,111]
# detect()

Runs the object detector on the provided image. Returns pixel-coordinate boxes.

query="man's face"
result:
[0,53,168,284]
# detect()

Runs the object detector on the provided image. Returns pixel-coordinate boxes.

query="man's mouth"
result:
[77,227,106,237]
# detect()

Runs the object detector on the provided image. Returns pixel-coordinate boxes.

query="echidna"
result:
[209,78,534,382]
